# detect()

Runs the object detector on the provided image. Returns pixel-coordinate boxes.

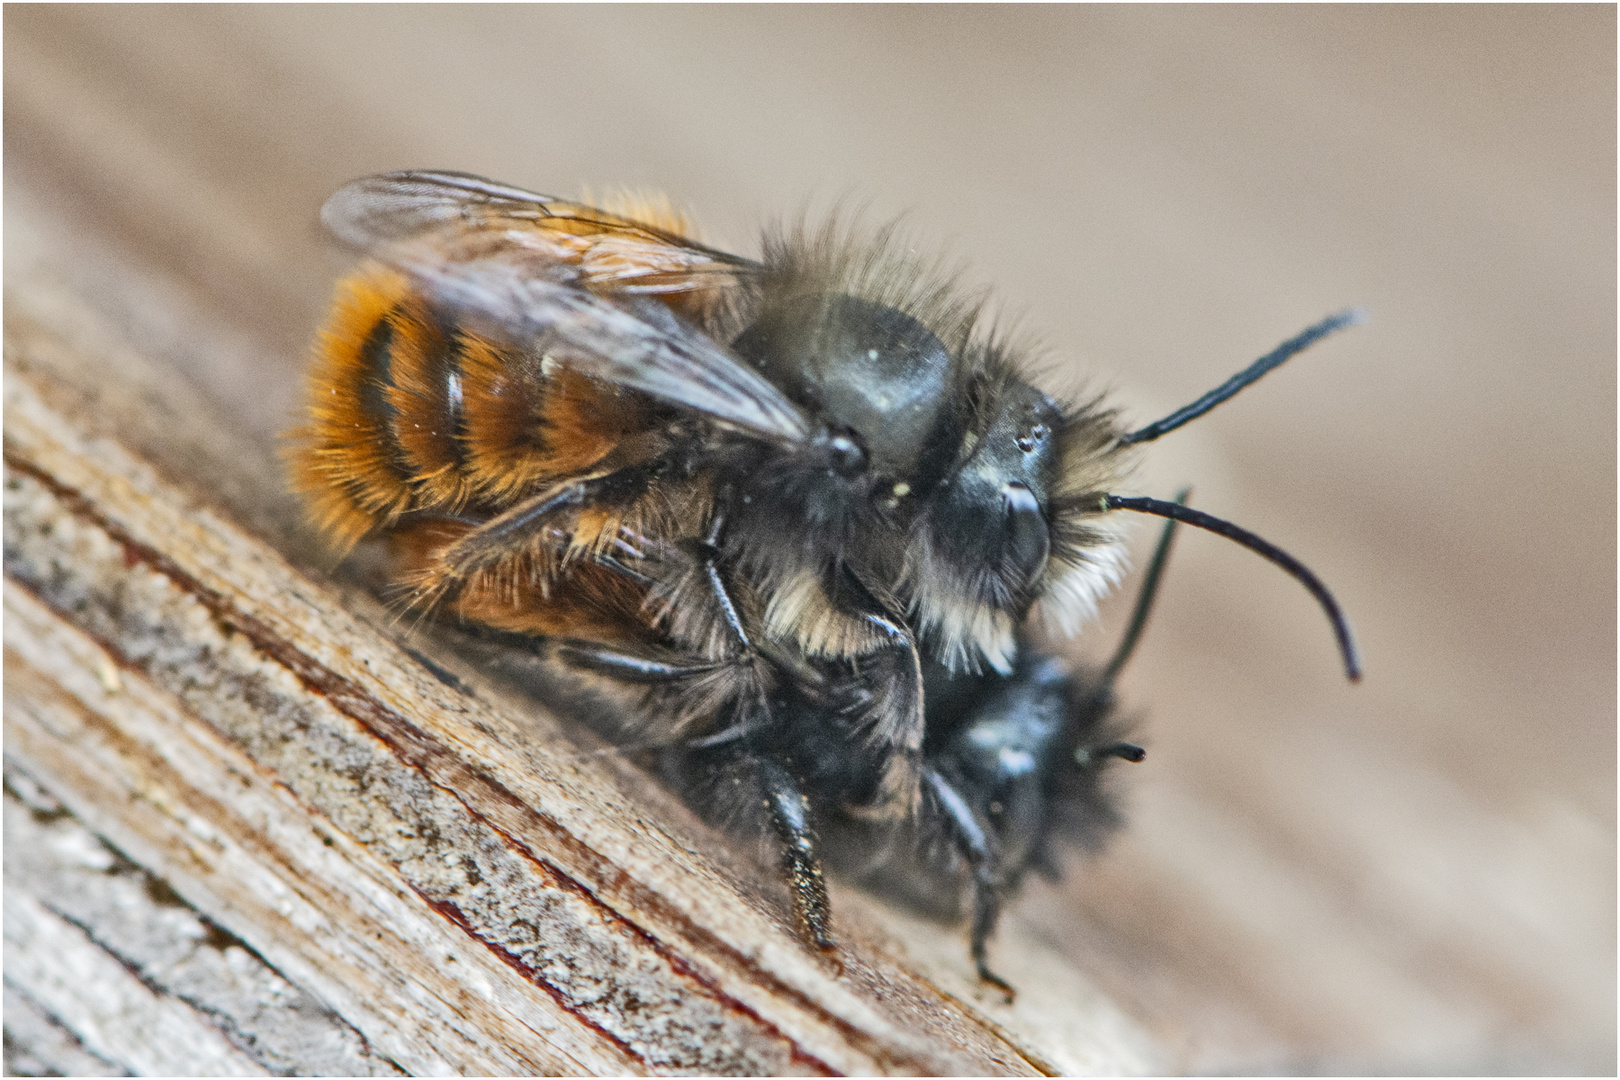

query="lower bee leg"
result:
[923,767,1015,1000]
[754,756,834,950]
[861,612,924,745]
[967,866,1011,1001]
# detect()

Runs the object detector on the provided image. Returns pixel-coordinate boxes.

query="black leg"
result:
[698,547,753,651]
[650,509,781,730]
[924,768,1015,1001]
[838,565,929,805]
[689,508,754,653]
[860,612,924,752]
[552,639,721,683]
[817,611,926,818]
[554,638,775,754]
[755,756,834,951]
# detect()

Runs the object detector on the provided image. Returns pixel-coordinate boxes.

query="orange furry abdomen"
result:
[287,265,653,552]
[390,518,654,646]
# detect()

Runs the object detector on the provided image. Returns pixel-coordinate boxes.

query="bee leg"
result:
[754,756,835,951]
[861,612,924,745]
[552,640,721,682]
[838,568,926,772]
[849,612,926,813]
[698,547,752,651]
[673,508,784,723]
[688,509,754,652]
[561,641,832,951]
[923,767,1015,1002]
[441,465,652,582]
[593,552,653,588]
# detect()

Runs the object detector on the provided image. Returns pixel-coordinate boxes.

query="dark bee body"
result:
[649,503,1177,995]
[656,647,1141,987]
[291,171,1361,992]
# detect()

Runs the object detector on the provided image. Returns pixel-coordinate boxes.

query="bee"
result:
[289,171,1360,990]
[656,497,1186,999]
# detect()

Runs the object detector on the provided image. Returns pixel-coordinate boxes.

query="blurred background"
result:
[6,6,1613,1072]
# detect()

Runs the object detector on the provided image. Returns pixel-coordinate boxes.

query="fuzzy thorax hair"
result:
[741,218,1136,673]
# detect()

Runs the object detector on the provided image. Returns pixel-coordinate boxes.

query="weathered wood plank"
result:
[4,888,268,1077]
[4,275,1163,1074]
[5,762,401,1076]
[6,8,1611,1072]
[3,981,130,1078]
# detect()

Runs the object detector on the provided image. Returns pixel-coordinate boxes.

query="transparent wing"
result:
[321,170,758,295]
[321,171,809,446]
[388,235,811,447]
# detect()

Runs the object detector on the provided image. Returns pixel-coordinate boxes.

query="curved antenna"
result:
[1102,494,1361,682]
[1101,487,1190,688]
[1121,309,1364,445]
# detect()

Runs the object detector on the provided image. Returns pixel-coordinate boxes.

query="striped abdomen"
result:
[289,265,651,552]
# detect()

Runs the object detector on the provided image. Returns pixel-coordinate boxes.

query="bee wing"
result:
[388,238,813,447]
[321,170,758,296]
[322,171,811,447]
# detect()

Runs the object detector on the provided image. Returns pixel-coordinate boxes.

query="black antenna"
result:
[1102,494,1361,682]
[1101,487,1189,688]
[1121,309,1364,445]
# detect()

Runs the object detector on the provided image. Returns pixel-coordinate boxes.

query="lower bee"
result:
[289,171,1360,989]
[653,498,1185,998]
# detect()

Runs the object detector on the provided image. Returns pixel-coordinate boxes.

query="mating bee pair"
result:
[290,171,1359,994]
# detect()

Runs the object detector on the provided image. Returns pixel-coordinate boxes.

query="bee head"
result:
[904,369,1130,674]
[732,284,1133,677]
[929,379,1062,593]
[903,306,1368,681]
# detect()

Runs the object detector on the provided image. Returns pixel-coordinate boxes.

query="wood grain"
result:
[4,277,1158,1073]
[4,7,1612,1074]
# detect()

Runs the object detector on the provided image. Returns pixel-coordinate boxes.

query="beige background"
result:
[6,5,1613,1072]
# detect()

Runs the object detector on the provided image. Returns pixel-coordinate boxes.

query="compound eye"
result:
[1002,481,1050,589]
[827,431,867,478]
